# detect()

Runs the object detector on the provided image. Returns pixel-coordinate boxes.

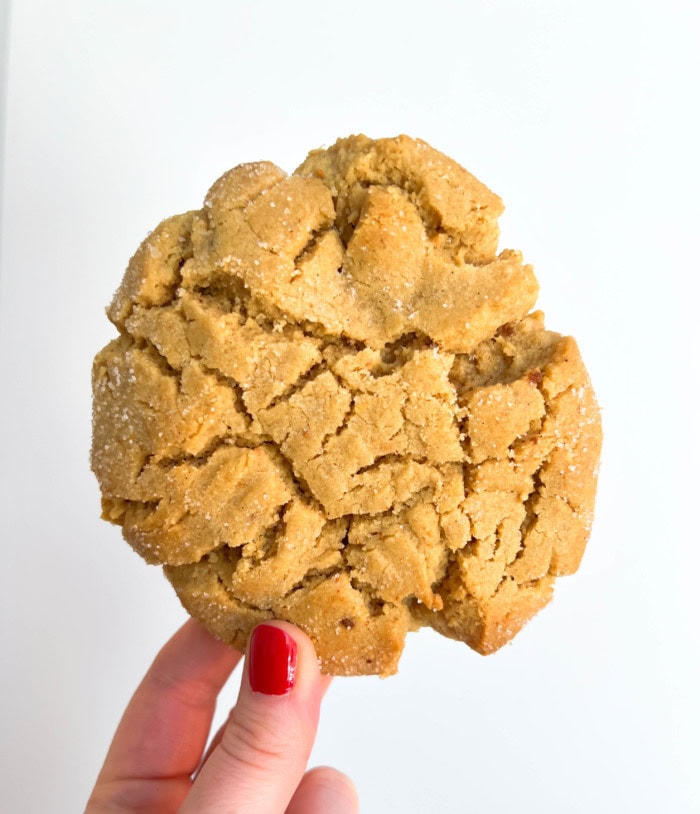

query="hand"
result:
[86,619,358,813]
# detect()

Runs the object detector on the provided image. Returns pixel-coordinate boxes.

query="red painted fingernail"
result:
[248,625,297,695]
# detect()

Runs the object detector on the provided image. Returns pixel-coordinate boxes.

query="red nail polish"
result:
[248,625,297,695]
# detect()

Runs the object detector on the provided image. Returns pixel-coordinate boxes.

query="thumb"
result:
[179,621,330,814]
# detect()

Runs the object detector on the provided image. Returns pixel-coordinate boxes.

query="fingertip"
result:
[150,617,242,681]
[285,766,359,814]
[182,616,241,654]
[244,620,325,698]
[306,766,359,804]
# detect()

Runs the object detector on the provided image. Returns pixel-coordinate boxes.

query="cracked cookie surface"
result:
[92,134,602,676]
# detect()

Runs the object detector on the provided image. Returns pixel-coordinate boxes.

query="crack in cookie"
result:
[92,135,602,676]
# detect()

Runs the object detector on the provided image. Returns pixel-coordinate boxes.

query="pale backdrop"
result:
[1,1,698,812]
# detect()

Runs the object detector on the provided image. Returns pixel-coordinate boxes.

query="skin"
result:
[86,619,359,813]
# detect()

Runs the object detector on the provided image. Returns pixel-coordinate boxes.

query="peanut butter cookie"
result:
[92,135,602,675]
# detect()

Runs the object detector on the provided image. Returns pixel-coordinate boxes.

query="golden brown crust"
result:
[92,135,602,675]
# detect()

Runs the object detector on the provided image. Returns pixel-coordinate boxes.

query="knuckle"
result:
[219,705,300,774]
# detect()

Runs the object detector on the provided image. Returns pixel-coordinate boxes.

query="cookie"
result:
[92,135,602,676]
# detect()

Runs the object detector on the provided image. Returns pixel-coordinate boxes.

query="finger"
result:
[99,619,241,781]
[86,618,240,812]
[285,766,360,814]
[180,622,327,814]
[195,671,334,776]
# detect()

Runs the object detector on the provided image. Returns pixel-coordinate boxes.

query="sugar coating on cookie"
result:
[92,135,602,676]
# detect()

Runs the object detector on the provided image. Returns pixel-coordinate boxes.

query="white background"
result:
[2,1,699,812]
